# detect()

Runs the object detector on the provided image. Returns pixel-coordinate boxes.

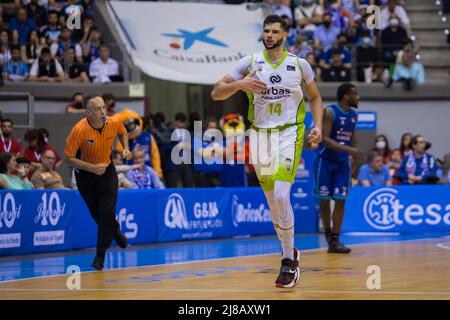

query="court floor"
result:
[0,233,449,299]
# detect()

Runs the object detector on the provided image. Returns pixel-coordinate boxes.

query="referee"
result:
[65,94,132,270]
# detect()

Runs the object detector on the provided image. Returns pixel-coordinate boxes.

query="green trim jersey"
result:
[230,49,315,129]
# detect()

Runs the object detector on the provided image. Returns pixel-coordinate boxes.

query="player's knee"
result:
[273,189,289,208]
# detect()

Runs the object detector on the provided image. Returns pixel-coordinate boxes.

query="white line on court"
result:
[0,235,446,284]
[0,288,450,296]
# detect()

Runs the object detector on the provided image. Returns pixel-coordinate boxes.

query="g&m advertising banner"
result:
[107,1,264,84]
[342,186,450,233]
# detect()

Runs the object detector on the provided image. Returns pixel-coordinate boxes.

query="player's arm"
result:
[211,72,267,101]
[302,80,323,144]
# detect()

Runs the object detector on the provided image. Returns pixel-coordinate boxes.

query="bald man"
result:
[30,149,66,189]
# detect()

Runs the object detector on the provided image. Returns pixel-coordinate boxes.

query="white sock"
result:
[273,181,295,260]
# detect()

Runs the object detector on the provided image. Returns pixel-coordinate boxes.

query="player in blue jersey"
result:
[314,83,364,253]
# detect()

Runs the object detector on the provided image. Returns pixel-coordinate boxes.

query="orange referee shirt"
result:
[65,117,127,165]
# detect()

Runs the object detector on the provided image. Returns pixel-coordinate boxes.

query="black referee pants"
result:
[75,163,120,257]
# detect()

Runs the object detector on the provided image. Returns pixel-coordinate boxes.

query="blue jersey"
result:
[128,132,153,167]
[318,104,357,163]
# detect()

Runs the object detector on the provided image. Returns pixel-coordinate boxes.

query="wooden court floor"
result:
[0,237,449,300]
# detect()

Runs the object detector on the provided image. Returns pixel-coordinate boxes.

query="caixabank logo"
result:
[33,192,66,247]
[0,192,21,249]
[164,193,223,236]
[363,188,450,231]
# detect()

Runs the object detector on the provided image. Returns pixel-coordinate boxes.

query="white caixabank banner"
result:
[108,1,265,84]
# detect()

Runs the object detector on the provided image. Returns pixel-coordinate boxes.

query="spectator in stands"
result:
[305,51,318,80]
[289,34,314,58]
[372,134,391,163]
[29,47,65,81]
[2,44,29,81]
[59,0,84,27]
[440,153,450,184]
[295,0,323,41]
[15,156,32,185]
[26,0,47,28]
[102,93,116,116]
[30,149,66,189]
[399,132,412,156]
[89,44,121,83]
[269,0,293,21]
[9,6,36,46]
[380,17,408,66]
[0,29,11,67]
[48,0,67,12]
[40,10,61,45]
[313,12,340,54]
[23,128,61,177]
[321,48,351,81]
[0,118,22,155]
[73,14,93,43]
[319,32,351,71]
[127,114,164,179]
[193,117,223,187]
[21,29,41,66]
[0,152,33,189]
[111,150,135,190]
[387,38,425,90]
[0,0,21,24]
[380,0,411,34]
[65,92,85,114]
[125,147,165,190]
[326,0,352,32]
[358,151,392,186]
[164,112,193,188]
[82,25,101,63]
[397,135,438,185]
[61,47,89,82]
[51,26,82,62]
[356,32,380,82]
[388,148,402,185]
[349,4,378,44]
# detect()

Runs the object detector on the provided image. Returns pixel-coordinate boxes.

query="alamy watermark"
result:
[66,265,81,290]
[160,120,286,176]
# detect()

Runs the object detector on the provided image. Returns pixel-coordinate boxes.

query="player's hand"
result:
[237,70,268,94]
[307,127,322,144]
[92,163,108,175]
[122,149,132,161]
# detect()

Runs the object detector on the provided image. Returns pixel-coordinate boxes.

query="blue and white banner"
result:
[108,1,264,84]
[0,184,319,256]
[342,186,450,233]
[0,190,76,255]
[158,189,232,242]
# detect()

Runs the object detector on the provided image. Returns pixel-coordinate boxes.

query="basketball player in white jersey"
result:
[211,15,323,288]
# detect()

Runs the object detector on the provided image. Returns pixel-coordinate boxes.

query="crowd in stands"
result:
[1,105,450,190]
[0,0,123,83]
[353,133,448,187]
[268,0,425,89]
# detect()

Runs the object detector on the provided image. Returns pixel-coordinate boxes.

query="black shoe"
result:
[328,234,351,254]
[91,254,105,271]
[325,228,333,247]
[275,251,300,288]
[115,230,128,249]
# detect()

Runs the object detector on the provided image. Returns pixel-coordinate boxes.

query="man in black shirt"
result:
[61,47,89,82]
